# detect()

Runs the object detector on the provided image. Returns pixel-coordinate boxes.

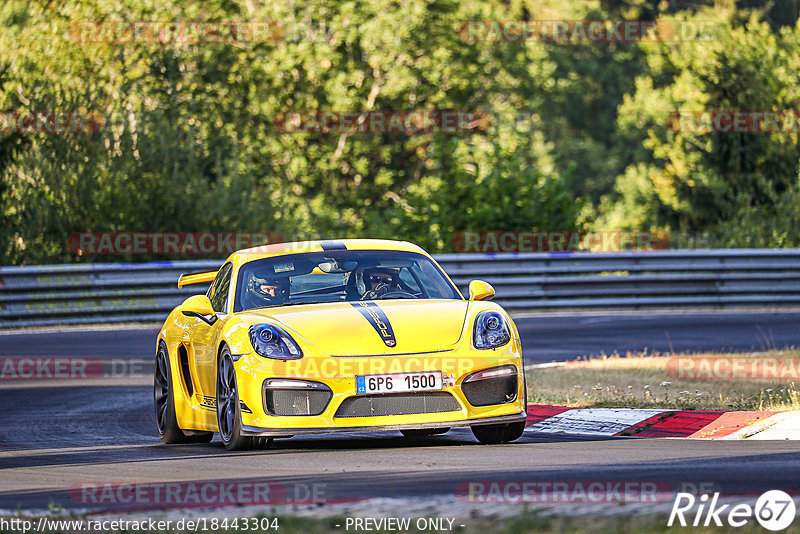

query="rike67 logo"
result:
[669,490,796,531]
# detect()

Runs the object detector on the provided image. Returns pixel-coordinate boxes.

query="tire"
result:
[154,342,213,444]
[471,421,526,444]
[217,346,252,451]
[400,427,450,438]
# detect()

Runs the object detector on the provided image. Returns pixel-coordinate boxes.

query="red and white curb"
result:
[524,404,800,439]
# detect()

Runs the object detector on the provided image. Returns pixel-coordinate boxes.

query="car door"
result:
[187,262,233,403]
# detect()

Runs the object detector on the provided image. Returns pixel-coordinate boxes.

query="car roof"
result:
[226,239,428,268]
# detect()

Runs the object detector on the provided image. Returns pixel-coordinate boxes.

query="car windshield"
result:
[233,250,462,312]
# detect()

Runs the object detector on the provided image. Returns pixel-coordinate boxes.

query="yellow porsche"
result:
[154,239,526,450]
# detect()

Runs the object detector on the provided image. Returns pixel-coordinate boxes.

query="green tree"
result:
[596,9,800,246]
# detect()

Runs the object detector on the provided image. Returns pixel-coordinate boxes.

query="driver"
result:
[362,267,399,299]
[246,273,289,307]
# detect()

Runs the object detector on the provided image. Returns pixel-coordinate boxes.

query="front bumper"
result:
[241,412,526,437]
[234,346,526,433]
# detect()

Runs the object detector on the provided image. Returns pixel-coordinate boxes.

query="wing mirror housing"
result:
[181,295,217,325]
[468,280,495,301]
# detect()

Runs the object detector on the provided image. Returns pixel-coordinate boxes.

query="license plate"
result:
[356,371,443,394]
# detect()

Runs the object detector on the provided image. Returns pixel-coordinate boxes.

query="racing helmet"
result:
[246,272,289,306]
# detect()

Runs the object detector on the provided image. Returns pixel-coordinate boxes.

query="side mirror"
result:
[468,280,495,301]
[181,295,217,325]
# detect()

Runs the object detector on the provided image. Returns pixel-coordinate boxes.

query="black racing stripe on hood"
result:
[319,240,347,251]
[349,301,397,347]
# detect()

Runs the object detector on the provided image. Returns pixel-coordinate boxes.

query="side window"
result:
[209,263,233,313]
[416,261,455,298]
[398,268,422,294]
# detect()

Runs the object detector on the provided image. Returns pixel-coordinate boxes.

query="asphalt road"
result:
[1,383,799,513]
[1,311,798,362]
[1,311,799,516]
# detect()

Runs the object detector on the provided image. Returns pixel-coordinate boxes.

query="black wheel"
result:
[154,342,213,444]
[217,346,251,451]
[471,421,525,444]
[401,427,450,438]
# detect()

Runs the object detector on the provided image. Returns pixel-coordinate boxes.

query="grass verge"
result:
[525,349,800,411]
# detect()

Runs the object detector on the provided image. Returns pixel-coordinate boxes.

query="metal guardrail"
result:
[1,249,799,328]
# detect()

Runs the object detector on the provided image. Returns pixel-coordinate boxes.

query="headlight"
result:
[473,311,511,349]
[249,323,303,360]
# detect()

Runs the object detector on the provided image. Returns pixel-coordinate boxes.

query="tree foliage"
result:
[1,0,798,264]
[598,8,800,246]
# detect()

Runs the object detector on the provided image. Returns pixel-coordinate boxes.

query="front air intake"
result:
[461,365,518,407]
[263,380,332,416]
[334,392,461,418]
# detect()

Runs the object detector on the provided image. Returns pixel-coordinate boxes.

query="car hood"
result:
[237,299,469,355]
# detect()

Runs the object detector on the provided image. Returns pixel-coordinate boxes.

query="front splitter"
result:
[240,411,526,437]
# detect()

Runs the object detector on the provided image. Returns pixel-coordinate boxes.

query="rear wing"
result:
[177,270,218,289]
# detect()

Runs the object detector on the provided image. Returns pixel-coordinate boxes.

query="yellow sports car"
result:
[154,239,526,450]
